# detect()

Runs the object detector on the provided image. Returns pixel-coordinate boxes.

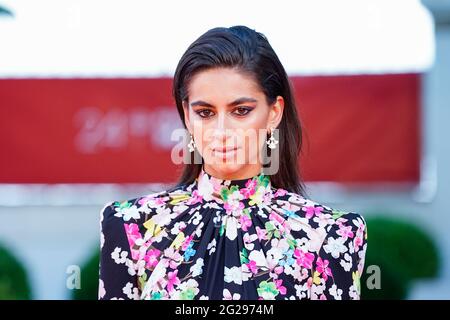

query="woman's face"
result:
[183,67,284,180]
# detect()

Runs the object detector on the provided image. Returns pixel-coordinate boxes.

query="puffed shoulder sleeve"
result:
[98,201,140,300]
[310,212,368,300]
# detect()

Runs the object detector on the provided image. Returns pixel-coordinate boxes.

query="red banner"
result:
[0,74,420,184]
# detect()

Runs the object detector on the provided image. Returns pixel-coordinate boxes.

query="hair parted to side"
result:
[171,25,308,197]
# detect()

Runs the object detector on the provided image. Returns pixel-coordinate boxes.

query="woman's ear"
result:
[182,100,192,134]
[267,95,285,130]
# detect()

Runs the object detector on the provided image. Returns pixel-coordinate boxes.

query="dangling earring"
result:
[266,127,278,149]
[188,134,196,152]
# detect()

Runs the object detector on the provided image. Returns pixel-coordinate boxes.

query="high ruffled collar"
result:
[191,165,273,209]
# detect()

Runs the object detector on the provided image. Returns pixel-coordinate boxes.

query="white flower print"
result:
[223,288,241,300]
[305,227,327,252]
[248,249,268,269]
[176,279,200,298]
[224,266,243,285]
[173,203,189,215]
[266,247,283,267]
[100,231,105,249]
[188,211,202,225]
[126,258,146,276]
[171,221,187,235]
[340,253,353,272]
[207,238,216,255]
[123,282,140,300]
[98,279,106,299]
[114,205,140,222]
[349,284,360,300]
[152,206,172,226]
[224,216,238,241]
[111,247,128,264]
[313,213,334,228]
[323,236,348,258]
[243,232,258,250]
[195,222,205,238]
[295,283,308,299]
[310,278,326,300]
[197,174,215,201]
[204,202,221,210]
[190,258,204,277]
[329,284,343,300]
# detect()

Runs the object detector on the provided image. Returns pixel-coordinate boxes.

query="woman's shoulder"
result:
[275,189,366,222]
[99,182,191,228]
[273,189,367,252]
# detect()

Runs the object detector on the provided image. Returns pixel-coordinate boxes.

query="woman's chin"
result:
[203,161,245,176]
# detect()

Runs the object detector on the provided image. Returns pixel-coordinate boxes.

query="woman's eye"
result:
[196,109,214,118]
[233,107,253,116]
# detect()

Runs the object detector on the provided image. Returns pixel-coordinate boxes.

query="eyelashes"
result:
[195,106,254,119]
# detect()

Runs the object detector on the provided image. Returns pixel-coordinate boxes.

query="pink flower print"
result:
[240,180,256,198]
[138,196,151,206]
[281,202,300,212]
[275,279,287,295]
[187,189,203,205]
[246,260,258,274]
[124,223,142,249]
[139,195,166,207]
[262,192,272,206]
[337,225,354,240]
[316,257,332,281]
[256,226,267,241]
[240,215,252,232]
[319,294,327,300]
[163,247,182,269]
[224,200,245,215]
[181,234,194,251]
[245,178,257,190]
[274,266,284,275]
[303,206,323,219]
[294,248,315,269]
[167,270,181,293]
[354,235,363,252]
[307,277,313,288]
[274,188,287,197]
[269,212,285,225]
[144,248,161,268]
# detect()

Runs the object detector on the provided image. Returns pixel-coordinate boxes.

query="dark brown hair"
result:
[171,25,308,197]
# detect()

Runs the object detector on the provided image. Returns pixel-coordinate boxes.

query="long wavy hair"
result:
[171,25,308,197]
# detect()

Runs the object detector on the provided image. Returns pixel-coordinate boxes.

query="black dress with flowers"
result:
[98,166,367,300]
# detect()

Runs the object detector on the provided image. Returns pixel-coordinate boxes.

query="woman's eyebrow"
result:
[190,97,257,108]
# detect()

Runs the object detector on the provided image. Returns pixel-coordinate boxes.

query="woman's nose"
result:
[212,112,232,141]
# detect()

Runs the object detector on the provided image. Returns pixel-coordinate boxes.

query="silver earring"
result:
[266,127,278,149]
[188,134,196,152]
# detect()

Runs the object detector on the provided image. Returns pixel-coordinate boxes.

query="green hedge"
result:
[0,243,32,299]
[70,248,100,300]
[361,216,440,299]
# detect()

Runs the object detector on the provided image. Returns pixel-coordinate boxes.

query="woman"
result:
[98,25,367,300]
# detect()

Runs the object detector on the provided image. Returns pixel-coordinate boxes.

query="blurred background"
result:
[0,0,449,300]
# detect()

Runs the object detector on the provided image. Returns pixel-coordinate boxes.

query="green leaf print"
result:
[240,248,249,264]
[257,281,279,297]
[332,209,347,220]
[114,200,131,210]
[287,237,297,249]
[180,288,196,300]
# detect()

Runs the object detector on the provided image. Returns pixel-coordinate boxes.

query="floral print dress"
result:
[98,166,367,300]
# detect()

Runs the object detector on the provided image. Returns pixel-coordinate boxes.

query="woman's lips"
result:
[213,146,239,158]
